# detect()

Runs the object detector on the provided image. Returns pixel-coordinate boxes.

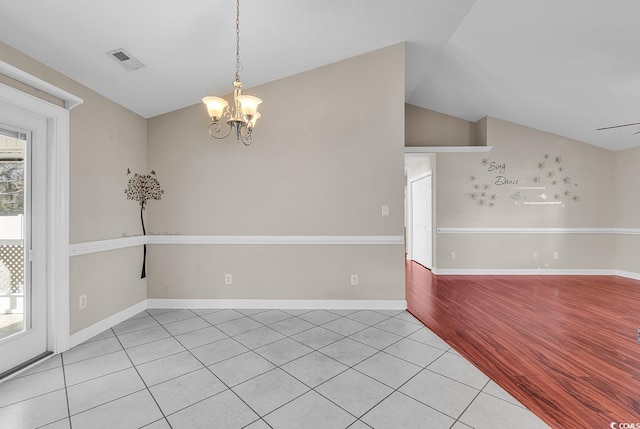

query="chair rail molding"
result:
[69,234,405,256]
[437,227,640,235]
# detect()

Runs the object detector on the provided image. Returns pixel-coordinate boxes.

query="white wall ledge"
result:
[405,146,494,153]
[404,146,493,153]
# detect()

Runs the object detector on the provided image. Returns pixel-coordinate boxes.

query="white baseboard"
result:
[430,266,640,279]
[615,270,640,281]
[146,299,407,311]
[431,268,617,275]
[69,300,148,348]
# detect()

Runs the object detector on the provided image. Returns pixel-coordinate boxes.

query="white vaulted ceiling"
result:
[0,0,639,150]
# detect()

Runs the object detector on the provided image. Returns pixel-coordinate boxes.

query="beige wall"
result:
[0,41,148,333]
[147,44,406,301]
[405,104,481,147]
[70,248,147,332]
[614,146,640,274]
[148,245,404,300]
[434,117,616,271]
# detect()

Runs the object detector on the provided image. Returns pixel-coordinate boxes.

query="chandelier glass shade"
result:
[202,0,261,146]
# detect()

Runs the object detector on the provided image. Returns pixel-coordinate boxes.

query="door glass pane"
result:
[0,129,25,341]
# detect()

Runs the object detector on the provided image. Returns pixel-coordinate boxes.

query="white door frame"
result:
[0,61,82,354]
[409,171,433,269]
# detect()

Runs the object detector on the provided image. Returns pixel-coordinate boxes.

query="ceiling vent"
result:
[106,48,145,71]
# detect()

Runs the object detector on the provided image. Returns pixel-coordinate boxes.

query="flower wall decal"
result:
[125,170,165,279]
[534,153,579,204]
[469,165,496,207]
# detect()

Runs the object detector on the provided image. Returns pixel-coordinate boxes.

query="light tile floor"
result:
[0,308,550,429]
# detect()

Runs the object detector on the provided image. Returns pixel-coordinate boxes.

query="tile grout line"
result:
[110,316,175,429]
[75,314,430,427]
[447,378,491,429]
[308,321,450,424]
[351,318,497,425]
[63,308,464,428]
[60,349,73,429]
[244,311,432,424]
[420,364,491,392]
[148,310,393,425]
[0,383,66,411]
[57,329,134,425]
[145,309,271,426]
[344,346,452,425]
[275,310,491,406]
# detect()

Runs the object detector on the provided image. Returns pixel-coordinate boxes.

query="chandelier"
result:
[202,0,262,146]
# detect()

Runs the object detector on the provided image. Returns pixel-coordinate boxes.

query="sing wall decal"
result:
[468,153,580,207]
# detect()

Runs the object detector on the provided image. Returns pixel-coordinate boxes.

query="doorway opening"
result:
[405,153,434,270]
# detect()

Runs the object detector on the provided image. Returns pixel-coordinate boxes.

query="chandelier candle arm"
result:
[201,0,262,146]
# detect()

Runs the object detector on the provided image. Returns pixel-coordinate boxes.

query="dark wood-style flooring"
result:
[405,261,640,428]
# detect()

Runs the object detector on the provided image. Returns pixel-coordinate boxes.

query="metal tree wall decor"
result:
[125,169,164,278]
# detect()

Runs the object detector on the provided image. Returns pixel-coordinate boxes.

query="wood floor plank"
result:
[405,261,640,428]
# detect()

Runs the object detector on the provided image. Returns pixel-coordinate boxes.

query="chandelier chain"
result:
[202,0,261,146]
[235,0,241,82]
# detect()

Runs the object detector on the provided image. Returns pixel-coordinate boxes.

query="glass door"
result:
[0,128,27,343]
[0,121,47,377]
